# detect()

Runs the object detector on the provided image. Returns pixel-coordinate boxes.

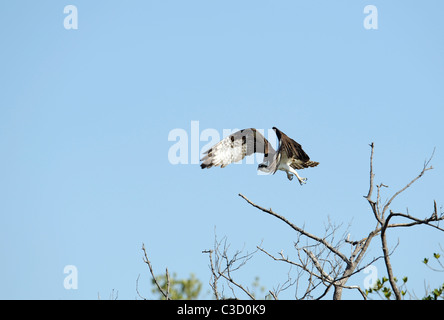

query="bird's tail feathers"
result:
[306,160,319,167]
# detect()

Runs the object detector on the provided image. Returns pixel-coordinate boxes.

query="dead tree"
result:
[237,143,443,299]
[363,143,443,299]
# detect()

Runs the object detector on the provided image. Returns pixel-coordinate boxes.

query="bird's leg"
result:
[298,177,308,185]
[290,168,307,185]
[286,172,294,181]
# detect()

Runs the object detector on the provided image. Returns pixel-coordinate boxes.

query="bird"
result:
[200,127,319,185]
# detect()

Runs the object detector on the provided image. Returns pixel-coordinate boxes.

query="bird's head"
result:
[257,163,270,173]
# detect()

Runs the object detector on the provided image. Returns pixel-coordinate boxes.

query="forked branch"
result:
[364,144,442,300]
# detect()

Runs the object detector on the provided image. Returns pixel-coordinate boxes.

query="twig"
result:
[141,243,170,300]
[381,164,434,219]
[166,268,171,299]
[218,272,256,300]
[268,290,278,300]
[364,143,383,225]
[202,249,220,300]
[366,142,375,201]
[135,274,147,300]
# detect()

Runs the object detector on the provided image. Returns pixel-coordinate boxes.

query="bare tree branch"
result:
[218,272,256,300]
[203,236,257,300]
[381,148,435,219]
[363,144,442,300]
[239,193,351,267]
[366,142,375,201]
[165,268,171,299]
[364,143,383,225]
[202,249,220,300]
[385,209,444,232]
[135,274,147,300]
[141,243,170,300]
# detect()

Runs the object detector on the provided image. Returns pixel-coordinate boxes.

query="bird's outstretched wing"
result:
[276,131,310,162]
[200,128,275,169]
[273,127,319,171]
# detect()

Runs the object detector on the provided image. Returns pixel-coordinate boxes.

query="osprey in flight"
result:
[200,127,319,185]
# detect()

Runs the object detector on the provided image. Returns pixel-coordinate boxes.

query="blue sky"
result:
[0,1,443,299]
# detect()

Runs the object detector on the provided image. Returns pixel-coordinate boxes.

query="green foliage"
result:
[365,276,408,300]
[422,284,444,300]
[367,252,444,300]
[422,252,444,300]
[424,253,441,265]
[151,272,202,300]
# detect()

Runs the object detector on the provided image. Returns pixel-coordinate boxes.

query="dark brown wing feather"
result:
[273,127,319,169]
[280,134,310,161]
[274,128,310,161]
